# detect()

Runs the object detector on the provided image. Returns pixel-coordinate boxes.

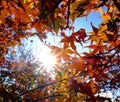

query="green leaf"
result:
[53,20,60,35]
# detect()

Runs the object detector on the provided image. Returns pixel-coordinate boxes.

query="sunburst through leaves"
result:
[38,46,57,72]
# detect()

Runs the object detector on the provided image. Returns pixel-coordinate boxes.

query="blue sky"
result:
[74,10,102,32]
[72,11,102,53]
[26,10,103,55]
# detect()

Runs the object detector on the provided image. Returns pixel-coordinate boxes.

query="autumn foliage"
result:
[0,0,120,101]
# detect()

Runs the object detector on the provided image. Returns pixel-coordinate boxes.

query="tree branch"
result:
[66,0,71,28]
[96,44,120,77]
[33,93,62,102]
[13,79,67,101]
[98,44,120,55]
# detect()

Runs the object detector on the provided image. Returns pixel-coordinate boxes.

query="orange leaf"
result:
[60,37,70,43]
[86,45,106,53]
[62,53,70,61]
[85,45,98,49]
[72,28,87,42]
[68,57,85,72]
[64,48,75,54]
[78,28,87,42]
[70,42,76,51]
[88,80,98,94]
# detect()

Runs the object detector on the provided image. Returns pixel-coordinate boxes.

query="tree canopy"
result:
[0,0,120,101]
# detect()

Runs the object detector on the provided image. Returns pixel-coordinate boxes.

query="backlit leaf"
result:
[91,22,98,35]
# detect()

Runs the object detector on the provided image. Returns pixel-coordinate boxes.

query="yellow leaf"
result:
[100,14,111,23]
[88,80,98,94]
[64,48,75,54]
[98,8,104,15]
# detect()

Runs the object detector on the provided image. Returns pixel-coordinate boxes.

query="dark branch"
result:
[98,44,120,55]
[13,79,67,101]
[96,44,120,77]
[33,93,62,102]
[66,0,71,28]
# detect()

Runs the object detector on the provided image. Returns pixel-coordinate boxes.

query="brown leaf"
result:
[70,42,76,51]
[78,28,87,42]
[91,22,98,35]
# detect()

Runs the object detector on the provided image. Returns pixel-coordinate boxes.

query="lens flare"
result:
[39,46,56,72]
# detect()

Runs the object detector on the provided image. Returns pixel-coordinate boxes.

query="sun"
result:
[39,46,56,72]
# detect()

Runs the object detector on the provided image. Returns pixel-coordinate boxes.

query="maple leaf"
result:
[68,57,85,74]
[83,52,103,65]
[73,28,87,42]
[47,45,71,62]
[69,79,79,92]
[60,35,77,51]
[78,29,87,42]
[85,45,107,53]
[91,22,98,35]
[60,28,87,51]
[70,41,76,51]
[0,0,120,101]
[64,48,75,54]
[88,80,98,94]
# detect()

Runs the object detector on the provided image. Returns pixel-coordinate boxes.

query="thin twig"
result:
[33,93,62,102]
[67,0,71,28]
[98,44,120,55]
